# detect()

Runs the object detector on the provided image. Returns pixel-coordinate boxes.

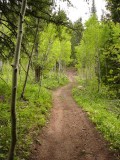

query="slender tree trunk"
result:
[35,66,41,82]
[8,0,27,160]
[35,38,53,83]
[0,12,3,73]
[0,60,3,72]
[35,39,40,82]
[97,52,101,92]
[21,18,39,99]
[58,60,62,72]
[105,58,108,80]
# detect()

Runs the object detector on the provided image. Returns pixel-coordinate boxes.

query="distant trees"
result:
[52,26,71,72]
[106,0,120,23]
[33,23,56,83]
[100,22,120,97]
[75,15,103,90]
[75,12,120,97]
[91,0,96,15]
[71,18,84,65]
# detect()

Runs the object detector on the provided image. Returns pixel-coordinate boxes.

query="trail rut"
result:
[30,70,117,160]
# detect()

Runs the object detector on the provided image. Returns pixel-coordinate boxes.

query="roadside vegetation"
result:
[72,1,120,152]
[0,64,68,159]
[73,79,120,151]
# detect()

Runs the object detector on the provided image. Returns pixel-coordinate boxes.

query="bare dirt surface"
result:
[30,70,117,160]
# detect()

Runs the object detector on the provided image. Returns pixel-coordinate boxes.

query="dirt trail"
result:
[30,70,116,160]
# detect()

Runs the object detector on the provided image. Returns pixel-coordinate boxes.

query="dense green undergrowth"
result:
[43,72,68,89]
[73,82,120,152]
[0,70,68,160]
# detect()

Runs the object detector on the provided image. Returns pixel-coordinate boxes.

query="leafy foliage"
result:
[75,14,120,97]
[106,0,120,23]
[70,18,83,65]
[101,22,120,97]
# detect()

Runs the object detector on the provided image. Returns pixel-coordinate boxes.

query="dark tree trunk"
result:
[35,66,41,82]
[0,60,3,72]
[34,36,40,82]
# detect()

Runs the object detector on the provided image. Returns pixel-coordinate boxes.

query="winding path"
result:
[30,70,116,160]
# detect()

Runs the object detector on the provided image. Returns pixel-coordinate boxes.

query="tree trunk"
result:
[58,60,62,72]
[105,58,108,80]
[20,18,39,99]
[8,0,27,160]
[0,60,3,72]
[97,52,101,92]
[35,66,41,82]
[34,37,40,82]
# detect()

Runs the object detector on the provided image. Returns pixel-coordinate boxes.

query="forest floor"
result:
[30,69,117,160]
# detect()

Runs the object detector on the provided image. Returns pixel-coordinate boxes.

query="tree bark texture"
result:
[35,37,40,82]
[97,52,101,92]
[95,49,101,92]
[35,66,41,82]
[8,0,27,159]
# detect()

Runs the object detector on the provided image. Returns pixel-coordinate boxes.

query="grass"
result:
[0,65,68,159]
[72,82,120,152]
[42,71,68,89]
[0,81,52,159]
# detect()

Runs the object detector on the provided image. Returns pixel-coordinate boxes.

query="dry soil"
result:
[30,70,117,160]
